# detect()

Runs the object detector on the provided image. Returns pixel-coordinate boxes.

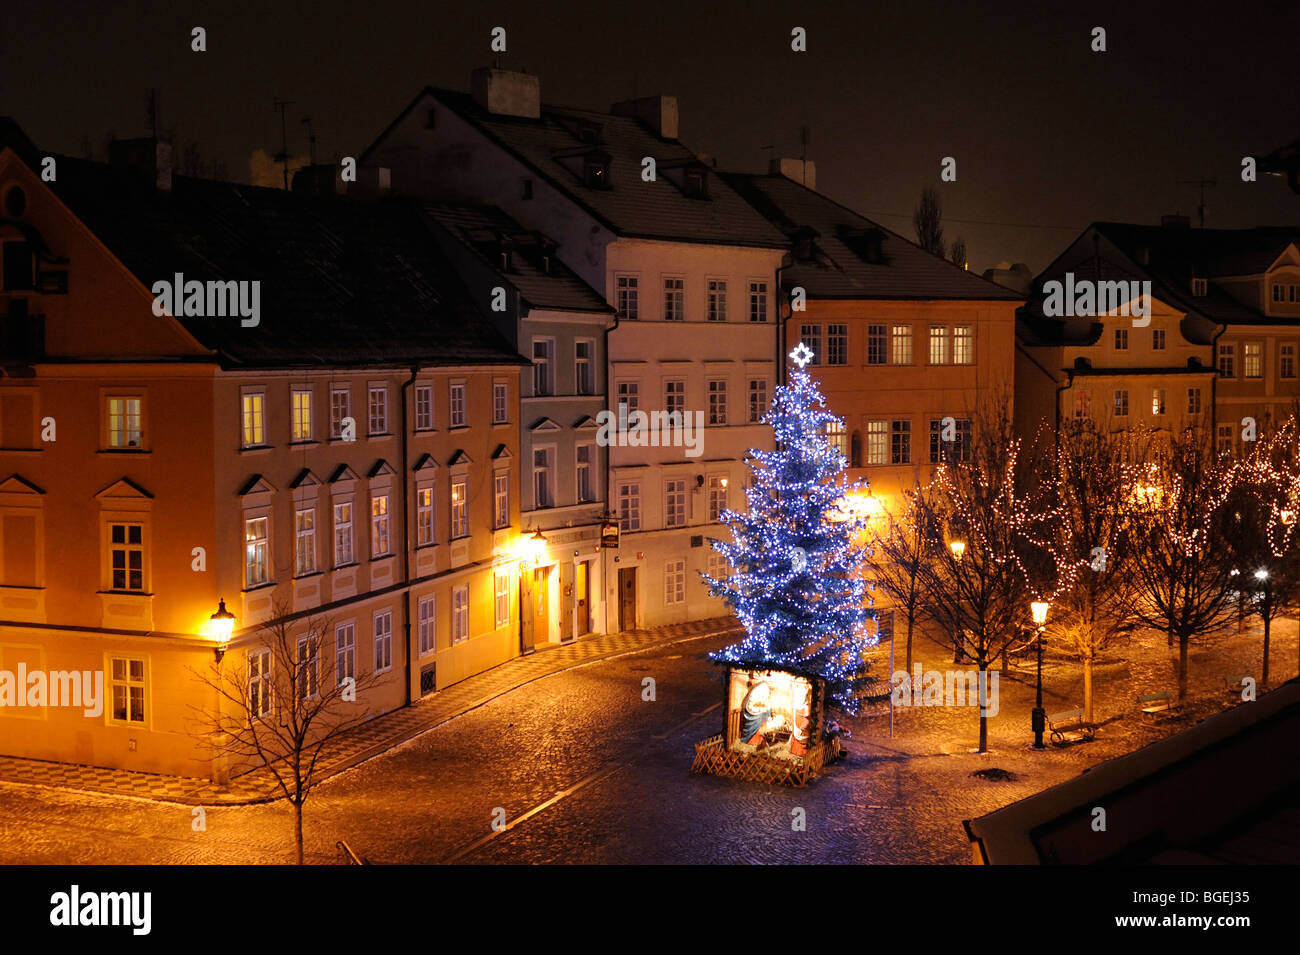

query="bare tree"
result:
[1229,414,1300,686]
[912,400,1044,751]
[1037,419,1145,722]
[913,186,946,258]
[192,602,382,863]
[868,480,939,674]
[949,236,968,268]
[1126,427,1239,700]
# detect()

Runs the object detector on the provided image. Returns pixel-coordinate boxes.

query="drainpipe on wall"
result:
[775,252,794,387]
[1209,321,1228,440]
[400,364,419,707]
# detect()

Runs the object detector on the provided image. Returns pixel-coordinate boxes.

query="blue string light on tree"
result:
[701,341,879,712]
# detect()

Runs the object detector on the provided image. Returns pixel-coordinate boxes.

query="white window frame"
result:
[370,493,391,557]
[335,623,355,685]
[664,560,686,605]
[368,383,389,435]
[449,381,467,428]
[373,610,393,674]
[291,386,313,442]
[493,381,509,423]
[416,480,436,547]
[241,389,267,448]
[294,506,316,576]
[417,597,436,655]
[109,655,147,725]
[618,482,641,532]
[333,501,355,566]
[707,278,727,322]
[452,585,470,644]
[244,514,270,587]
[532,338,555,396]
[450,479,468,539]
[665,479,687,528]
[414,384,435,432]
[494,572,510,628]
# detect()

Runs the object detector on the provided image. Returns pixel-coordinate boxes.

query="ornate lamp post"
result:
[949,541,966,662]
[1030,600,1049,748]
[519,529,547,654]
[209,598,235,662]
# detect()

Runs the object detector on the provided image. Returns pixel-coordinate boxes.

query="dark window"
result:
[2,242,34,291]
[3,186,26,218]
[584,158,609,189]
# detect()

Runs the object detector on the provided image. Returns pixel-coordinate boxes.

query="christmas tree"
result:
[703,342,877,712]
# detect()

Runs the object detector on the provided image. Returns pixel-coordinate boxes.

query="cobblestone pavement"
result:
[0,618,1292,864]
[0,617,740,805]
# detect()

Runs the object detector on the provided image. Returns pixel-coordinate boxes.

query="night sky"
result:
[3,0,1296,273]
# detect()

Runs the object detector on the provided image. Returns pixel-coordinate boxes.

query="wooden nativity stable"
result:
[691,664,844,787]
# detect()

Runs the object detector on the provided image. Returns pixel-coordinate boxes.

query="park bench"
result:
[1222,674,1254,699]
[1137,690,1182,720]
[1047,707,1096,745]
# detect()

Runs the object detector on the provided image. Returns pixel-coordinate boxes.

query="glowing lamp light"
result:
[521,529,547,566]
[1030,601,1049,627]
[950,540,966,562]
[1255,569,1269,581]
[1281,510,1295,526]
[209,598,236,661]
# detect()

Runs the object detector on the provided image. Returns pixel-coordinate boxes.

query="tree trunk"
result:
[1262,615,1271,688]
[295,800,304,865]
[905,612,915,674]
[1083,657,1094,724]
[1167,623,1174,649]
[1177,635,1189,701]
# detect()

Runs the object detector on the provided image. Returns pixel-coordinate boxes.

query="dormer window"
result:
[584,156,610,189]
[1191,277,1207,297]
[684,167,708,198]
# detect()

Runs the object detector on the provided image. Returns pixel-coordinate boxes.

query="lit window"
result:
[1151,388,1166,416]
[245,516,270,586]
[1073,390,1091,419]
[241,392,266,447]
[825,420,848,458]
[292,388,312,441]
[952,326,973,364]
[107,397,143,449]
[450,480,468,539]
[370,494,390,556]
[890,325,912,364]
[708,475,728,522]
[1243,342,1262,379]
[866,420,888,465]
[929,325,949,365]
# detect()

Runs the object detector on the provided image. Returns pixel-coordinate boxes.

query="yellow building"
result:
[0,129,529,778]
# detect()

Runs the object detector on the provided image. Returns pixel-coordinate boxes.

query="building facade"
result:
[0,133,529,777]
[358,70,791,627]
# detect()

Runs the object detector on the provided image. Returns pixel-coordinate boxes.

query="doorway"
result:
[618,566,638,632]
[575,560,591,638]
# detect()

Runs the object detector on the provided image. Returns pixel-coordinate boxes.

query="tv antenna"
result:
[1178,177,1217,228]
[272,98,295,189]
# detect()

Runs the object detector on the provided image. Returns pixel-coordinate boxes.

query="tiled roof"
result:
[719,172,1024,301]
[417,89,790,249]
[32,153,526,369]
[420,202,612,314]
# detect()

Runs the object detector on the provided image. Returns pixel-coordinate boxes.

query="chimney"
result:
[471,67,541,119]
[108,137,172,191]
[770,157,816,191]
[611,96,679,140]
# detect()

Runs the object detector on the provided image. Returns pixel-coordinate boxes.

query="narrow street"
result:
[1,622,1291,865]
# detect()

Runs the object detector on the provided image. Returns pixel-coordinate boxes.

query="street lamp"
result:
[950,540,966,562]
[523,528,547,567]
[1030,600,1049,749]
[209,598,235,662]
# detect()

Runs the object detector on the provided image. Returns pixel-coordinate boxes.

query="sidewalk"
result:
[0,617,741,806]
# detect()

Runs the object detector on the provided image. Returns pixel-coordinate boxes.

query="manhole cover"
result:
[971,768,1017,782]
